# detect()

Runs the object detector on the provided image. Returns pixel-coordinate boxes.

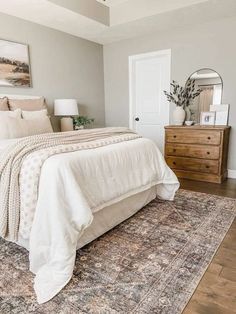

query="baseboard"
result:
[228,169,236,179]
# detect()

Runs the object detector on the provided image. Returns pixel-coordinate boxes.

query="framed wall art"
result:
[0,39,31,88]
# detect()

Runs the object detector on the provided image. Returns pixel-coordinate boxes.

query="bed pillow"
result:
[8,97,47,111]
[22,109,48,120]
[0,116,53,140]
[0,97,9,111]
[0,109,22,119]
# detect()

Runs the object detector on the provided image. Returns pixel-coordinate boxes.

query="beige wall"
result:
[0,12,105,129]
[104,16,236,171]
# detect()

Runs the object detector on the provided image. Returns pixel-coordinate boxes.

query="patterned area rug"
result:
[0,190,235,314]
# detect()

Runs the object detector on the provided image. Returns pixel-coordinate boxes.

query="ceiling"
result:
[96,0,129,7]
[0,0,236,45]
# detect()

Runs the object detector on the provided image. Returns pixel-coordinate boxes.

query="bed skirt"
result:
[17,186,157,250]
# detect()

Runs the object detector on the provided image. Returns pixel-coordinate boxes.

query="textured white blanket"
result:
[29,138,179,303]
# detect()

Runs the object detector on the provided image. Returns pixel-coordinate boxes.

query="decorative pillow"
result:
[0,116,53,140]
[22,109,48,120]
[0,97,9,111]
[8,97,47,111]
[0,109,22,119]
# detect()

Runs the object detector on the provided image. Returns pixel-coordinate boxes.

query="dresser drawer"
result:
[166,129,221,145]
[166,156,219,174]
[165,143,220,160]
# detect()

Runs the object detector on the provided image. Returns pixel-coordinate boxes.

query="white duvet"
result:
[0,137,179,304]
[0,139,17,152]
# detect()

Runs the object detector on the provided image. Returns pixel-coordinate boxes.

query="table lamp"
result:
[54,99,79,132]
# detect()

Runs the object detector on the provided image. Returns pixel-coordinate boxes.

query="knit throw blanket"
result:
[0,127,140,241]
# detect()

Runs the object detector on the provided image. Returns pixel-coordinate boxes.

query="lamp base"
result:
[60,117,74,132]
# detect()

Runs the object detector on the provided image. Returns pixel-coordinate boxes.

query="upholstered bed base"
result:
[17,186,156,251]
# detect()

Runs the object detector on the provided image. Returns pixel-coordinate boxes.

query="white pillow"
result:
[22,109,48,120]
[0,109,21,119]
[0,116,53,140]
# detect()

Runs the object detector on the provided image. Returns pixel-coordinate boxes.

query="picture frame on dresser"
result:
[210,104,229,125]
[200,111,216,126]
[164,125,231,184]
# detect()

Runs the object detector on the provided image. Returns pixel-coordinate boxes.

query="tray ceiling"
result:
[0,0,235,44]
[96,0,129,7]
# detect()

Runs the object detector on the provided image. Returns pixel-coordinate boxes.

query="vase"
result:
[173,106,186,125]
[185,106,192,121]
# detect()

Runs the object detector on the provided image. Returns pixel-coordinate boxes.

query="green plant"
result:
[164,80,202,109]
[73,116,94,128]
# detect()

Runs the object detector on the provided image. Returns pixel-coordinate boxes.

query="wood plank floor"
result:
[181,178,236,314]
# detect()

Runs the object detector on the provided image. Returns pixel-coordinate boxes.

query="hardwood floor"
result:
[181,178,236,314]
[180,178,236,199]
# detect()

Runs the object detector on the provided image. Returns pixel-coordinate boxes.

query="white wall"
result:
[104,16,236,172]
[0,12,105,129]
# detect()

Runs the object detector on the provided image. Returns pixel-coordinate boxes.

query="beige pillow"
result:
[8,97,47,111]
[0,97,9,111]
[0,109,21,119]
[22,109,48,120]
[0,116,53,140]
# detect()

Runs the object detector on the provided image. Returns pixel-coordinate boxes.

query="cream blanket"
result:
[0,127,139,241]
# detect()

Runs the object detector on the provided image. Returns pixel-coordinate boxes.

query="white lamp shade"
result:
[54,99,79,116]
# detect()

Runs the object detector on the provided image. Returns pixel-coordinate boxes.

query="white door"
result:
[129,49,171,152]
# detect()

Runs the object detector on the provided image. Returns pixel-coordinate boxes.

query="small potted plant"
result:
[164,80,202,125]
[73,116,94,130]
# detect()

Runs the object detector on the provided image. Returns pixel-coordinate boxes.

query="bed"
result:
[0,95,179,304]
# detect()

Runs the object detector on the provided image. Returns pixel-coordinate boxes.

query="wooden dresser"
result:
[165,126,230,183]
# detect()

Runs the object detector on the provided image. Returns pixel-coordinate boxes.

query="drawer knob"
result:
[207,137,211,140]
[207,152,210,155]
[173,135,177,138]
[173,161,176,165]
[173,149,176,152]
[206,165,210,169]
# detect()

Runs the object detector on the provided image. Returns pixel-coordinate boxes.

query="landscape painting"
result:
[0,39,31,87]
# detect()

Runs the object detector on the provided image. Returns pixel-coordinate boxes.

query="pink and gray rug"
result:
[0,189,235,314]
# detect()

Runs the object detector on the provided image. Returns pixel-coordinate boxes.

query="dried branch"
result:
[164,80,202,108]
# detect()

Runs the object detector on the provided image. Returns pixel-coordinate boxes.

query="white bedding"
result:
[0,139,17,152]
[1,136,179,304]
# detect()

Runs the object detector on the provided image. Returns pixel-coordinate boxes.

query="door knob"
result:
[135,117,139,121]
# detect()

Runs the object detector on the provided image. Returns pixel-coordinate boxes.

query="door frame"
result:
[128,49,171,133]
